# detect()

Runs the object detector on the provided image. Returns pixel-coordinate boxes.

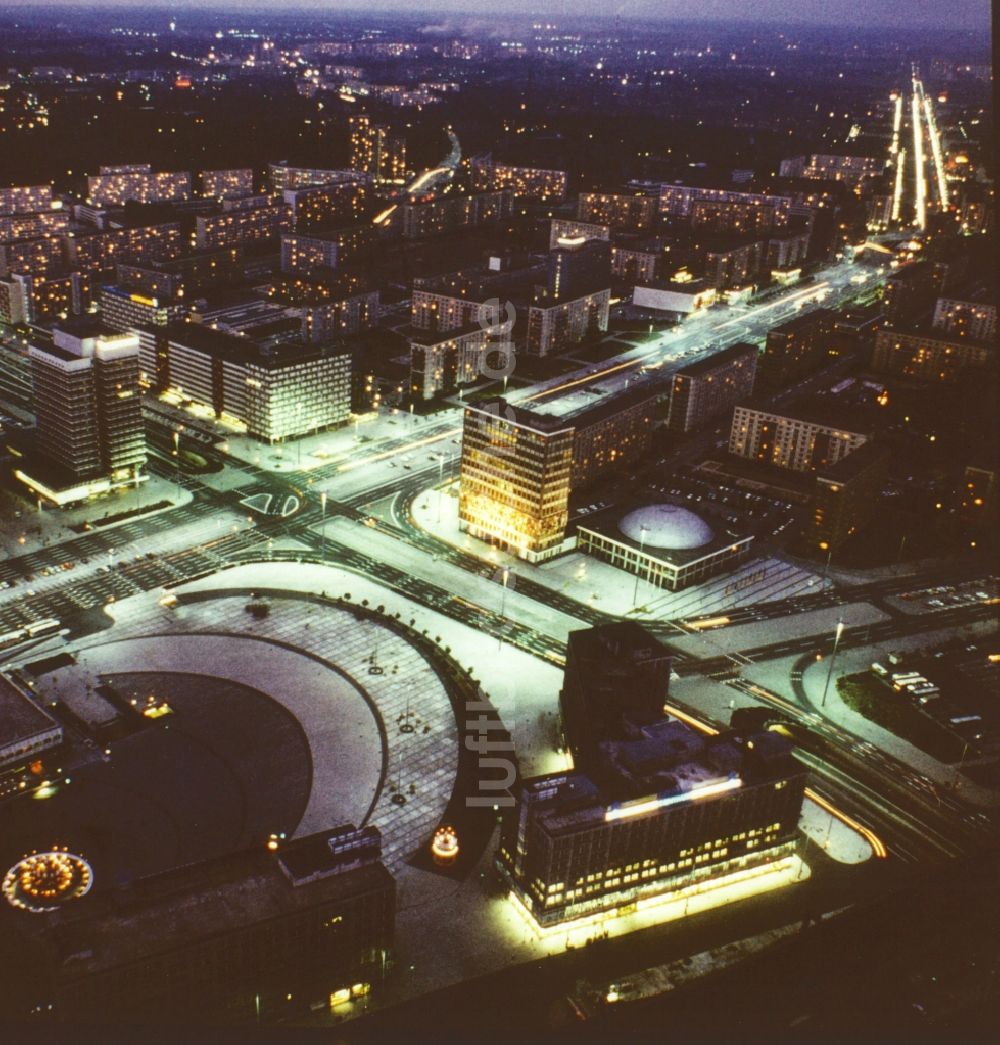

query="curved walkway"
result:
[81,591,460,868]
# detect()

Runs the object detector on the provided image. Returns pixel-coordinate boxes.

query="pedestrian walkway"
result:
[55,589,460,869]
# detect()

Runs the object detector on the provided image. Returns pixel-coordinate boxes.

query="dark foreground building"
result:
[0,824,394,1024]
[498,719,805,930]
[501,623,805,931]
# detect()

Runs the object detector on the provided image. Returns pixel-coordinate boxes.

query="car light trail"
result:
[911,80,926,229]
[663,703,719,735]
[336,428,460,472]
[890,92,902,155]
[891,146,906,222]
[805,787,888,858]
[921,90,949,208]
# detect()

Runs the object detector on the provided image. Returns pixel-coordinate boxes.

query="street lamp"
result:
[320,491,327,563]
[498,566,510,650]
[820,618,845,708]
[172,429,181,501]
[436,453,446,524]
[632,525,650,607]
[819,541,833,587]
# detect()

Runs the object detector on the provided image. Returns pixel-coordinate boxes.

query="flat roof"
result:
[4,828,392,979]
[162,320,349,367]
[0,674,61,749]
[675,341,757,378]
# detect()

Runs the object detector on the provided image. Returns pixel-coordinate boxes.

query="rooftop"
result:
[0,673,61,751]
[2,826,391,979]
[619,504,715,550]
[675,341,757,378]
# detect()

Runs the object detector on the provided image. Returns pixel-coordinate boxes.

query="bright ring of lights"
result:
[3,849,93,913]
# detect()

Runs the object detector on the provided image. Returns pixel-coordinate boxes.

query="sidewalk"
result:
[409,482,825,623]
[0,472,193,559]
[744,622,1000,808]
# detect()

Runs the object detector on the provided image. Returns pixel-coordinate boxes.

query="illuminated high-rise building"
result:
[17,324,146,505]
[348,114,407,184]
[458,399,575,563]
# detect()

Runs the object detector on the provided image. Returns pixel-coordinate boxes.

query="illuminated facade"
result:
[200,167,255,200]
[20,326,146,504]
[0,209,69,244]
[458,399,575,562]
[729,403,869,472]
[348,114,407,184]
[656,184,793,226]
[471,158,567,202]
[283,182,369,230]
[267,164,360,191]
[577,191,658,230]
[667,342,758,434]
[497,717,805,930]
[86,165,191,207]
[0,184,54,215]
[280,227,374,276]
[409,324,493,400]
[97,284,187,332]
[576,502,753,592]
[871,327,994,382]
[139,322,351,442]
[0,272,89,324]
[526,287,610,357]
[548,218,609,251]
[195,204,292,250]
[932,296,997,341]
[0,235,66,279]
[65,223,183,277]
[400,190,513,239]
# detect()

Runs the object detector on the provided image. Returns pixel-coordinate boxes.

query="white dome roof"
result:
[619,504,714,551]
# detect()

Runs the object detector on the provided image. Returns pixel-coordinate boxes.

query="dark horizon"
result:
[0,1,993,34]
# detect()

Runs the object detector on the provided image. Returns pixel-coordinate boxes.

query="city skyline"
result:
[0,5,994,1034]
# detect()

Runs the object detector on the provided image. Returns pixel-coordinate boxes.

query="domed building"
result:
[575,499,753,591]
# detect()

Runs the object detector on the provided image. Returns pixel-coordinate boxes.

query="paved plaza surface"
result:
[409,485,824,621]
[2,670,310,885]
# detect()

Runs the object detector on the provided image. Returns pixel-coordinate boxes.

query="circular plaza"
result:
[2,574,464,887]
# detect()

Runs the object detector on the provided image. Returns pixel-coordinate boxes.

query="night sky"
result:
[9,0,993,32]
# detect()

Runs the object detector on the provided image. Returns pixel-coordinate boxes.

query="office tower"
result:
[667,343,758,434]
[139,322,351,442]
[19,325,145,504]
[497,716,806,931]
[560,622,673,773]
[458,399,575,562]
